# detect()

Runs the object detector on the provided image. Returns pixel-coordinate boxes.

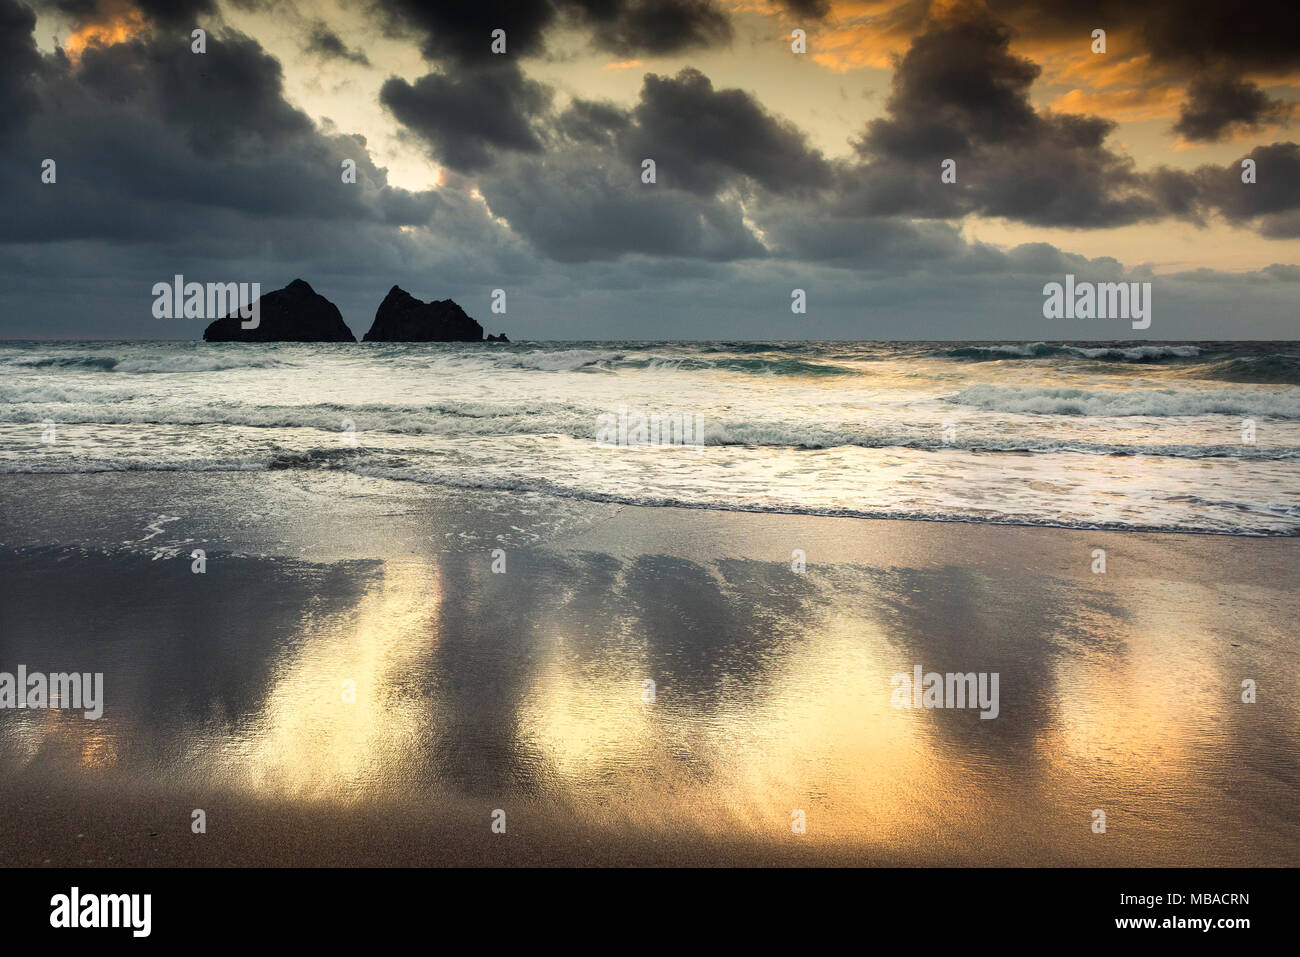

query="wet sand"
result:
[1,472,1297,865]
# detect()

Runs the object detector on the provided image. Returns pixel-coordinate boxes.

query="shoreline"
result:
[1,469,1296,544]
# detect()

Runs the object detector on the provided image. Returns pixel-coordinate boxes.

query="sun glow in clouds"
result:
[62,8,148,61]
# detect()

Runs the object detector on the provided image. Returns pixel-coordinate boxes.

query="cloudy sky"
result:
[2,0,1298,339]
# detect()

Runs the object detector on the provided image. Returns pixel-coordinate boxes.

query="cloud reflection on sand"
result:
[2,521,1297,865]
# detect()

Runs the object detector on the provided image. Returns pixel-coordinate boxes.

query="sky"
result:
[1,0,1298,340]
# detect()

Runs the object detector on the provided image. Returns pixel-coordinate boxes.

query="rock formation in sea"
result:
[202,279,356,342]
[362,286,485,342]
[486,333,510,342]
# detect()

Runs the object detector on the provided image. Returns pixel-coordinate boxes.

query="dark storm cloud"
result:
[582,0,731,57]
[554,97,631,146]
[370,0,731,64]
[386,64,831,196]
[477,74,1042,272]
[1192,142,1300,237]
[776,0,831,18]
[478,147,767,262]
[1125,1,1299,73]
[472,83,785,262]
[0,22,459,244]
[986,0,1300,71]
[827,158,964,220]
[97,32,314,158]
[1173,75,1293,143]
[1112,143,1300,239]
[0,0,43,135]
[985,0,1299,142]
[380,61,551,172]
[961,114,1159,228]
[859,9,1039,160]
[1144,164,1205,222]
[753,211,972,271]
[843,1,1300,234]
[445,67,842,262]
[304,22,370,66]
[370,0,554,63]
[852,4,1158,228]
[622,68,833,195]
[370,0,737,176]
[133,0,215,25]
[34,0,216,28]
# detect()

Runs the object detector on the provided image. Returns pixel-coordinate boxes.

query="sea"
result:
[1,339,1297,535]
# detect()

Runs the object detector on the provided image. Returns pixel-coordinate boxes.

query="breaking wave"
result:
[1189,353,1300,385]
[949,385,1300,418]
[2,353,286,373]
[942,343,1203,362]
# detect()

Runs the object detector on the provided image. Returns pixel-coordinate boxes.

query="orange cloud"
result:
[723,0,917,72]
[1051,85,1184,123]
[808,1,921,72]
[62,1,147,61]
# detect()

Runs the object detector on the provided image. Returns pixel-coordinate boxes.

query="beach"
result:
[4,0,1300,906]
[2,470,1296,866]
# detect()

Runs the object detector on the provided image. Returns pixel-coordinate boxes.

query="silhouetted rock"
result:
[486,333,509,342]
[363,286,484,342]
[202,279,355,342]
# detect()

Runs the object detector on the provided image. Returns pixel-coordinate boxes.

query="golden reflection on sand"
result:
[1045,592,1238,793]
[1,707,121,772]
[517,612,945,843]
[212,561,441,800]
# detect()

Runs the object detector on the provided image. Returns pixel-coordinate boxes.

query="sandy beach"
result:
[5,0,1300,915]
[1,471,1296,866]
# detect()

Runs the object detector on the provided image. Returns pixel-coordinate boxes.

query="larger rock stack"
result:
[202,279,356,342]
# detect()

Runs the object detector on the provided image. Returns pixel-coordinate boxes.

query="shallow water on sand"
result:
[1,474,1296,865]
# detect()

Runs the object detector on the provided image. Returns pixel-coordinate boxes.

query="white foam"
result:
[950,385,1300,418]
